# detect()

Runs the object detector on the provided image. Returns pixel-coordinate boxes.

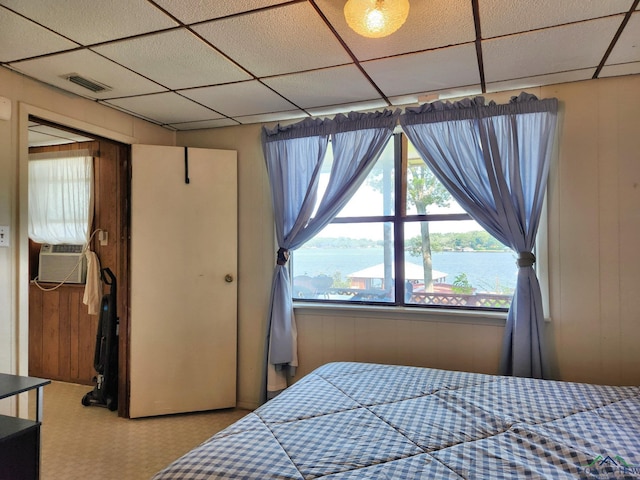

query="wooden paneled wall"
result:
[29,284,97,384]
[295,310,504,380]
[28,139,129,400]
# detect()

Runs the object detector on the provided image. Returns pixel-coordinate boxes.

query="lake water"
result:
[292,248,518,293]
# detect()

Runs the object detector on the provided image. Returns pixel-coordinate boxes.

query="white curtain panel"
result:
[28,150,93,245]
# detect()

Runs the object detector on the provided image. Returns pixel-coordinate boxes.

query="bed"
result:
[152,362,640,479]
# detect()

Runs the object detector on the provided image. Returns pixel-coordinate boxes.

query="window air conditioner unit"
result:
[38,244,87,284]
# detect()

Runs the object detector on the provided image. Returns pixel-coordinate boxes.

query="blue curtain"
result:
[400,93,558,378]
[261,110,399,400]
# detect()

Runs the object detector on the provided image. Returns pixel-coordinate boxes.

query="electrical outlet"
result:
[0,225,9,247]
[99,230,108,246]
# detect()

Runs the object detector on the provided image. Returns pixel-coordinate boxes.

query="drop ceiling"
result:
[27,120,94,146]
[2,0,639,131]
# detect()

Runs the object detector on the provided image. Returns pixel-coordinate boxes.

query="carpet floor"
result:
[30,381,248,479]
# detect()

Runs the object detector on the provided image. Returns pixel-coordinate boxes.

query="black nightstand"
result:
[0,374,50,480]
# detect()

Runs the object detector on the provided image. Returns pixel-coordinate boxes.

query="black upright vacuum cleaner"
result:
[82,267,118,411]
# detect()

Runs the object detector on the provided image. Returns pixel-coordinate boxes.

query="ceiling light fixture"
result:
[344,0,410,39]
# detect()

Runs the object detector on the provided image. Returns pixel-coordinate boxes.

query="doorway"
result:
[26,117,131,417]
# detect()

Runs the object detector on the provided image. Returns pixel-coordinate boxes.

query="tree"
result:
[368,147,452,292]
[451,273,474,294]
[405,158,452,290]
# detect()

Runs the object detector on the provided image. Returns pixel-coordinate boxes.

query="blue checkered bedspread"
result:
[152,362,640,479]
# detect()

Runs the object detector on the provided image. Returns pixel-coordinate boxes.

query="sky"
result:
[312,137,483,240]
[315,179,481,240]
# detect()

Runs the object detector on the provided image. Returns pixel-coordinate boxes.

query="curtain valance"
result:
[401,92,558,125]
[262,109,400,142]
[262,93,556,138]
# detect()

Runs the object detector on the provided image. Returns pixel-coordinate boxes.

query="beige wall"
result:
[180,74,640,410]
[177,125,274,409]
[544,75,640,386]
[0,67,174,415]
[2,66,639,415]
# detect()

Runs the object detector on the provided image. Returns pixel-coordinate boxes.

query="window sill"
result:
[293,302,508,326]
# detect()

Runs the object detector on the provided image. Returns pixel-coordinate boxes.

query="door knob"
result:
[224,274,234,283]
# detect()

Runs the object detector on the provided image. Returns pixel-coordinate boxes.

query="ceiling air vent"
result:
[62,73,112,93]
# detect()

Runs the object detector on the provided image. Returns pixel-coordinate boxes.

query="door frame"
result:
[17,103,138,416]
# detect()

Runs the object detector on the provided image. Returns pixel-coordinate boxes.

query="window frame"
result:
[292,132,543,315]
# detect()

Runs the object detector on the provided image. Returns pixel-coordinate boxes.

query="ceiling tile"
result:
[28,123,93,144]
[480,0,632,38]
[0,0,176,45]
[362,44,480,97]
[3,0,638,131]
[0,8,78,62]
[152,0,290,24]
[315,0,476,61]
[180,81,297,117]
[486,69,595,93]
[28,120,96,145]
[9,50,167,99]
[600,62,640,78]
[93,29,251,90]
[103,93,223,124]
[605,12,640,65]
[28,132,73,146]
[483,16,623,83]
[168,118,241,131]
[262,65,382,109]
[193,2,352,77]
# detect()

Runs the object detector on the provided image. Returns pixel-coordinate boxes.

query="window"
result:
[291,133,517,311]
[28,150,93,245]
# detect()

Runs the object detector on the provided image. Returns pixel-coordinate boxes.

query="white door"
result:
[129,145,237,418]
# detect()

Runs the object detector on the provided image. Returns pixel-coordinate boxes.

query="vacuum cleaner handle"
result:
[101,267,116,286]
